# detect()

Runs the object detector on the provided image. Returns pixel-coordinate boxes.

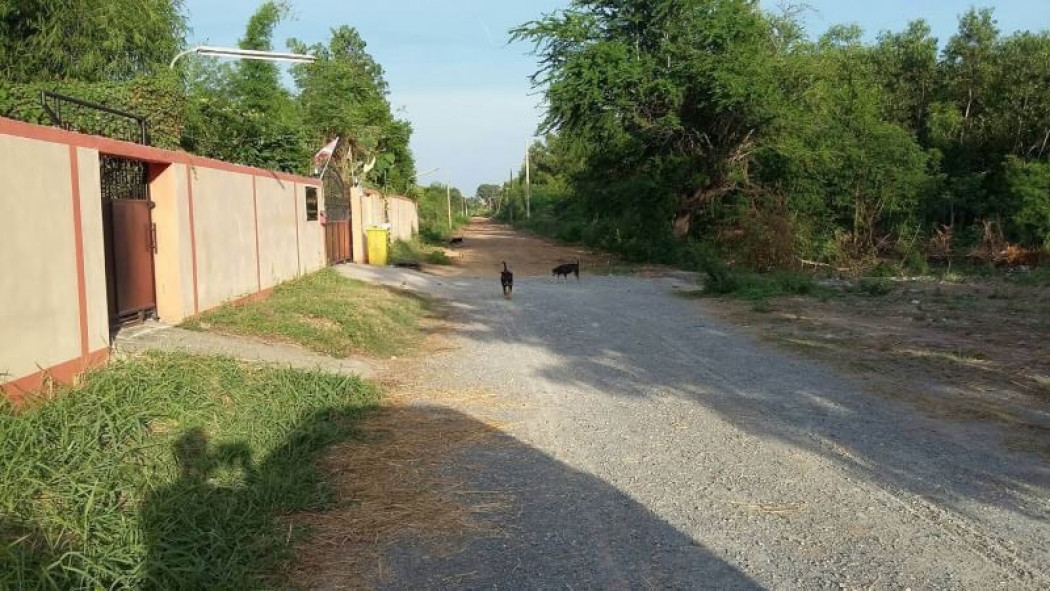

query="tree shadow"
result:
[140,405,365,589]
[336,266,1050,566]
[136,402,761,590]
[287,404,764,590]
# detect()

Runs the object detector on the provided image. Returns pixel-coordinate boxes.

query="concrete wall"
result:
[77,147,109,353]
[191,167,258,310]
[296,182,326,275]
[256,176,300,289]
[388,196,420,243]
[152,163,196,323]
[0,117,323,400]
[349,189,419,263]
[0,135,85,392]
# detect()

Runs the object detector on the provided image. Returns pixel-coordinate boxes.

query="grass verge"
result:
[391,239,453,267]
[0,352,379,590]
[182,268,430,358]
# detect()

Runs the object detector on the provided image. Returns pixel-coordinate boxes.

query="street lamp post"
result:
[525,139,531,220]
[170,46,316,69]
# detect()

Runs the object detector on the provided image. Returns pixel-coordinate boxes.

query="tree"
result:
[872,20,939,136]
[475,184,502,209]
[514,0,784,238]
[291,26,415,194]
[765,26,929,259]
[181,1,307,172]
[0,0,186,83]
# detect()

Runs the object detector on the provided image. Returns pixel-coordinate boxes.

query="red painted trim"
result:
[2,349,109,405]
[252,176,262,291]
[293,182,302,274]
[185,166,200,314]
[68,146,90,358]
[0,117,320,187]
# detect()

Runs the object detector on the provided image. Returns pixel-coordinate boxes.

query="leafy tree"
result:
[181,1,308,172]
[765,26,929,260]
[291,26,415,193]
[1004,157,1050,248]
[0,0,186,83]
[475,184,502,210]
[512,2,1050,264]
[514,0,787,238]
[872,20,939,136]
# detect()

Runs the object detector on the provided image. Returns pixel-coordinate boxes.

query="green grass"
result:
[182,269,429,358]
[425,250,452,265]
[1008,265,1050,287]
[854,277,895,297]
[390,239,453,266]
[703,268,825,300]
[0,352,379,590]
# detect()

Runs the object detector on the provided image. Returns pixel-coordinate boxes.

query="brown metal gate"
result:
[323,169,352,265]
[325,221,351,264]
[100,156,156,326]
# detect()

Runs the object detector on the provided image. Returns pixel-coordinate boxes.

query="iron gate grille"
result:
[100,156,150,201]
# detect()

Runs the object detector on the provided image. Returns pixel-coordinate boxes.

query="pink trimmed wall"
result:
[0,117,324,402]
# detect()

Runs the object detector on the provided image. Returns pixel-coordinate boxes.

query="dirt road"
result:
[314,221,1049,589]
[423,218,619,278]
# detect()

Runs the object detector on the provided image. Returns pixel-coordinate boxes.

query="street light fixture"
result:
[410,167,440,181]
[170,45,316,69]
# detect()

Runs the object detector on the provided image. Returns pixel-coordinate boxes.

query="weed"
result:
[0,353,379,589]
[390,239,425,264]
[425,250,452,265]
[183,269,428,358]
[751,299,774,313]
[856,278,895,297]
[1008,266,1050,287]
[704,267,820,301]
[392,239,453,267]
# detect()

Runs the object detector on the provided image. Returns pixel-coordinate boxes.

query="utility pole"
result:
[446,179,453,230]
[509,169,515,222]
[525,139,531,219]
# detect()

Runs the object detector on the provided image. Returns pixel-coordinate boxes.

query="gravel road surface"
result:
[337,258,1049,590]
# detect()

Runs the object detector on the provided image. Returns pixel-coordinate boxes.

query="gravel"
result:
[338,265,1050,590]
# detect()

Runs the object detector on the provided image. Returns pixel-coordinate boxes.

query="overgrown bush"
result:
[0,76,185,149]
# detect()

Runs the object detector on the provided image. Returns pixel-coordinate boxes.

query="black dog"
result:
[552,259,580,281]
[501,261,514,298]
[449,237,464,246]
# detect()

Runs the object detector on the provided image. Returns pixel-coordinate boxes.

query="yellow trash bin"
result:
[366,227,389,266]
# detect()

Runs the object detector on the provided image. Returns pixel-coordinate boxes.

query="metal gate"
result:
[323,170,352,265]
[325,221,352,264]
[100,155,157,326]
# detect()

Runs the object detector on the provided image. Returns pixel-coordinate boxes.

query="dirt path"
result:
[423,218,619,278]
[293,223,1049,590]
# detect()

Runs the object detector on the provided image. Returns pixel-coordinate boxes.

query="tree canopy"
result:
[511,1,1050,268]
[291,26,416,194]
[1,0,415,189]
[0,0,186,82]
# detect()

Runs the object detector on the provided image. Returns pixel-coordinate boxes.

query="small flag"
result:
[313,137,339,175]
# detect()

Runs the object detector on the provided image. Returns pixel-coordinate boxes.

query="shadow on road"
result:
[135,401,761,589]
[357,267,1049,532]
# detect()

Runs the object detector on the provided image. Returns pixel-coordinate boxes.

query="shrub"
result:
[425,250,452,265]
[857,277,895,296]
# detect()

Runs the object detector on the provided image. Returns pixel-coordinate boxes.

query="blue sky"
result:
[182,0,1050,195]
